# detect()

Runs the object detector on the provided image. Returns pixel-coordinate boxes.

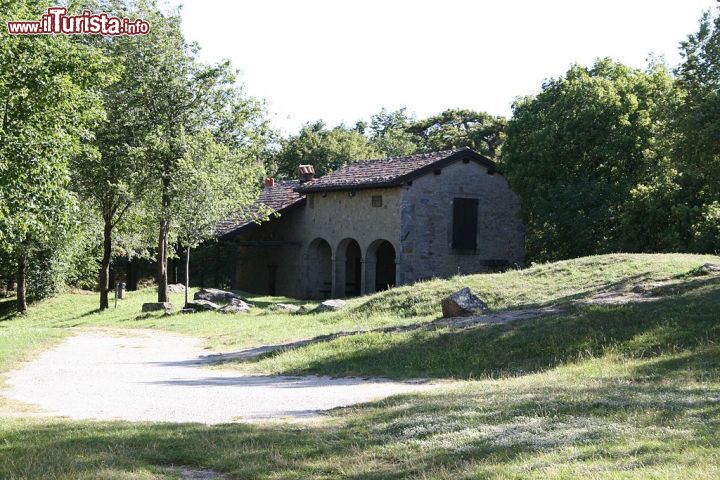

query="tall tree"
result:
[672,6,720,252]
[172,132,262,305]
[0,0,112,312]
[503,58,676,261]
[121,7,270,303]
[271,121,380,178]
[406,109,506,158]
[71,1,162,310]
[367,107,420,157]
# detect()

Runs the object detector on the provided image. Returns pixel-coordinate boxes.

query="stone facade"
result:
[399,159,525,283]
[222,149,525,300]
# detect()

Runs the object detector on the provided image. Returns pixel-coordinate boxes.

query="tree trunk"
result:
[157,218,170,303]
[16,249,28,314]
[185,246,190,307]
[99,214,112,310]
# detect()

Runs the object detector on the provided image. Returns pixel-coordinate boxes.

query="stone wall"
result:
[233,187,402,299]
[232,159,525,299]
[399,160,525,284]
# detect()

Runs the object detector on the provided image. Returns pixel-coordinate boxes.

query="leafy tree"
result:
[172,131,262,306]
[367,108,420,157]
[503,58,676,261]
[271,121,380,178]
[407,109,506,158]
[672,6,720,252]
[0,0,112,312]
[119,8,270,303]
[71,1,166,310]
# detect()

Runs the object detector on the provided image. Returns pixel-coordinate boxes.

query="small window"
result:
[434,169,442,175]
[452,198,478,250]
[372,195,383,207]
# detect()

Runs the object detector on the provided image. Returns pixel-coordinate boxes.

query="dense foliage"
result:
[503,59,677,260]
[269,108,505,178]
[0,0,114,311]
[503,8,720,262]
[1,0,718,310]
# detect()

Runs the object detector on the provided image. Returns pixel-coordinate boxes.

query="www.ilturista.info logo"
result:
[7,7,150,36]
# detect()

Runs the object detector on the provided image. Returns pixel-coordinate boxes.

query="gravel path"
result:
[3,329,438,424]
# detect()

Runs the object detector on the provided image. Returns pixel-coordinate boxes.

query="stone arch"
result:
[365,239,397,294]
[335,238,362,297]
[306,238,332,299]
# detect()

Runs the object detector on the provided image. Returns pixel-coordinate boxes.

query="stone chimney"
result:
[297,164,315,182]
[264,177,276,187]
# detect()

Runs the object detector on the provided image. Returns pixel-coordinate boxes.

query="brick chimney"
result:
[297,164,315,182]
[264,177,276,187]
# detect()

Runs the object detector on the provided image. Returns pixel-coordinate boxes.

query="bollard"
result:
[115,282,127,309]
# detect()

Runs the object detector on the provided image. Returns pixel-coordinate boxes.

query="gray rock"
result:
[441,288,488,317]
[167,283,186,294]
[185,299,220,311]
[193,288,244,303]
[141,302,173,313]
[315,299,346,313]
[275,303,301,314]
[700,263,720,274]
[219,298,252,314]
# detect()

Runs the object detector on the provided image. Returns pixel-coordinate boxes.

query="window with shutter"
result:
[452,198,478,250]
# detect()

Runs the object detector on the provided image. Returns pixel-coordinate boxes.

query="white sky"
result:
[169,0,715,133]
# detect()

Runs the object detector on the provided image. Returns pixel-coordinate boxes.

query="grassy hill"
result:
[1,253,719,478]
[234,253,720,379]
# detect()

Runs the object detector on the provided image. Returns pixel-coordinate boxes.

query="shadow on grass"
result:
[0,297,18,321]
[343,270,697,321]
[3,364,720,479]
[247,278,720,380]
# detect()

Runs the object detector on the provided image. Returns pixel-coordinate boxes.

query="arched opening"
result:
[307,238,332,299]
[342,239,362,297]
[334,238,362,297]
[366,240,396,294]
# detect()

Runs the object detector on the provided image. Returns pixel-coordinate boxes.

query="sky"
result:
[168,0,716,133]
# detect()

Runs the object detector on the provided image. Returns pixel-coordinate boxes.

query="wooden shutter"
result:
[452,198,478,250]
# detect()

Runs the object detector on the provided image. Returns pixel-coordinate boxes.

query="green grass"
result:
[236,275,720,379]
[1,253,720,478]
[1,352,719,478]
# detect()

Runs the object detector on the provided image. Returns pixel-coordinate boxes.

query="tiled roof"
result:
[216,148,496,238]
[295,147,495,193]
[216,180,305,237]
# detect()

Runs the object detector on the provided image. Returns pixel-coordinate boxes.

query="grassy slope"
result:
[1,253,719,479]
[230,253,720,379]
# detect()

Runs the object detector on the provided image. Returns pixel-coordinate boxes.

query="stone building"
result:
[217,147,525,299]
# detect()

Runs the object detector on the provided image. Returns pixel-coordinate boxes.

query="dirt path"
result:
[3,329,438,424]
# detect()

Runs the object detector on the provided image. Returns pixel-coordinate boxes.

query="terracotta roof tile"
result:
[217,148,496,238]
[295,148,494,193]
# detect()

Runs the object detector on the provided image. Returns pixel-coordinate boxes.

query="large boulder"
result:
[193,288,244,303]
[219,298,252,314]
[185,299,220,311]
[700,263,720,274]
[441,288,488,317]
[275,303,301,314]
[167,283,186,294]
[314,299,346,313]
[141,302,172,313]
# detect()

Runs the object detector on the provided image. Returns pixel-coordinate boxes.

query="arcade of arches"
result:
[305,237,397,300]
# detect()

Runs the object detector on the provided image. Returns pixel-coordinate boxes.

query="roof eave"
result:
[295,181,403,194]
[217,197,307,240]
[294,148,497,194]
